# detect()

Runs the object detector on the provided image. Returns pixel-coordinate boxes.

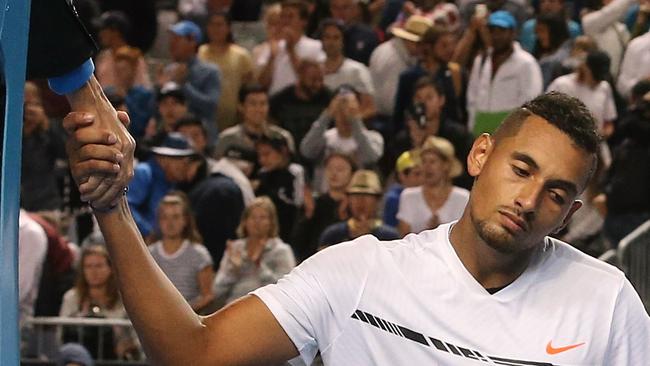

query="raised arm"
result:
[64,114,299,365]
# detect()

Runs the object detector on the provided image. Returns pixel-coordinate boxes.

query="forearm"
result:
[582,0,634,34]
[452,30,478,67]
[257,56,275,89]
[351,121,383,164]
[299,113,330,160]
[95,198,208,365]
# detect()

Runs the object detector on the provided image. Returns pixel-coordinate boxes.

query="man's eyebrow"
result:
[511,152,539,170]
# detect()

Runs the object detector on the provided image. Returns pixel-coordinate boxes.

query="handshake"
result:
[64,83,136,212]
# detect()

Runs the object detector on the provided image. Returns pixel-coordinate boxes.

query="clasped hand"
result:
[64,110,135,211]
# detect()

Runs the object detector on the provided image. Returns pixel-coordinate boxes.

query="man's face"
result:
[98,28,120,48]
[157,156,191,182]
[540,0,564,14]
[159,203,187,239]
[489,26,514,53]
[322,25,344,58]
[413,85,445,122]
[299,64,324,97]
[467,116,592,254]
[325,156,354,191]
[169,33,196,61]
[431,34,456,63]
[206,14,229,43]
[158,97,187,129]
[240,92,269,126]
[403,39,420,58]
[256,143,284,171]
[177,125,207,154]
[280,6,305,35]
[348,194,379,220]
[330,0,356,24]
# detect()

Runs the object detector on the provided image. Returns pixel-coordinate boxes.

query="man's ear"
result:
[467,133,494,177]
[554,200,583,234]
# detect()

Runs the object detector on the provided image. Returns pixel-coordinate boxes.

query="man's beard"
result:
[472,213,521,254]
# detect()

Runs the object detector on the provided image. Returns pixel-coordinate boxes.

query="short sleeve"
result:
[602,279,650,364]
[603,84,618,122]
[252,237,379,365]
[396,190,413,223]
[193,244,214,270]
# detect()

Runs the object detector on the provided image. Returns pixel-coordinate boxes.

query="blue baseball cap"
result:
[169,20,202,43]
[488,10,516,29]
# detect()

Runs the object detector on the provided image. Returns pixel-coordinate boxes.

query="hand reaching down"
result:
[64,110,135,211]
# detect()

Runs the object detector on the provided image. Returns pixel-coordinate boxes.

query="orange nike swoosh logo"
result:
[546,341,586,355]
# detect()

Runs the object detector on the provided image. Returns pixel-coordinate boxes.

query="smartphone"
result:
[475,4,488,18]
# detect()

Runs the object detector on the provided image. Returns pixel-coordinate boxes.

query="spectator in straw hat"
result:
[319,170,400,247]
[397,136,470,235]
[369,14,432,118]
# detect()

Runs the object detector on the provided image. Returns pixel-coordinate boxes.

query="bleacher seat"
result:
[618,219,650,314]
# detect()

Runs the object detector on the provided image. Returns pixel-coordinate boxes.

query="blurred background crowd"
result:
[17,0,650,364]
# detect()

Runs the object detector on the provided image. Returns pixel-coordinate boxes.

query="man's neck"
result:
[449,214,538,290]
[294,84,313,101]
[244,120,266,135]
[423,58,441,74]
[491,45,514,77]
[324,54,344,73]
[328,189,346,201]
[110,39,127,51]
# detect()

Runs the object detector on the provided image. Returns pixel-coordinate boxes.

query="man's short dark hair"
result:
[494,92,600,155]
[97,11,131,37]
[174,115,206,135]
[282,0,310,20]
[413,76,445,98]
[238,83,268,103]
[317,18,346,39]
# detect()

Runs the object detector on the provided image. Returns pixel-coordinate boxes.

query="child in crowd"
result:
[148,192,215,313]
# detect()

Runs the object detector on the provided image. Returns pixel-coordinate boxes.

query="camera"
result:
[406,102,428,128]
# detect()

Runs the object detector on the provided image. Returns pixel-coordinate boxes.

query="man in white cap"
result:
[369,15,432,119]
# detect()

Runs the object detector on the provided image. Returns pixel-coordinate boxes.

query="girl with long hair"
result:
[148,191,215,313]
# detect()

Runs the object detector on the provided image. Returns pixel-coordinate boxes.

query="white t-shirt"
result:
[253,223,650,365]
[256,35,325,96]
[324,58,376,96]
[547,73,617,131]
[397,186,469,233]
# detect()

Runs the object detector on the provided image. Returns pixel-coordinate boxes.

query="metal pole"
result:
[0,0,31,364]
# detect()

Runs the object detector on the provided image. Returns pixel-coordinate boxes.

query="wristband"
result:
[90,187,129,213]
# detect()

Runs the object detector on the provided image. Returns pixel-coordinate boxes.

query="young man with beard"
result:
[269,59,332,156]
[64,91,649,365]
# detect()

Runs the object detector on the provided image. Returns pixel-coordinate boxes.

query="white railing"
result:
[22,316,146,365]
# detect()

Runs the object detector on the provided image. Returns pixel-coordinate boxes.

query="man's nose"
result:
[515,182,543,214]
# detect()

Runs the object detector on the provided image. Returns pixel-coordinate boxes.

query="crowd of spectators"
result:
[18,0,650,362]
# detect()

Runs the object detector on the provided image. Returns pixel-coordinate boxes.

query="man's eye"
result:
[549,190,566,205]
[512,165,529,177]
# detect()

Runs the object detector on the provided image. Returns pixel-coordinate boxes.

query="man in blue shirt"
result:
[160,20,221,145]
